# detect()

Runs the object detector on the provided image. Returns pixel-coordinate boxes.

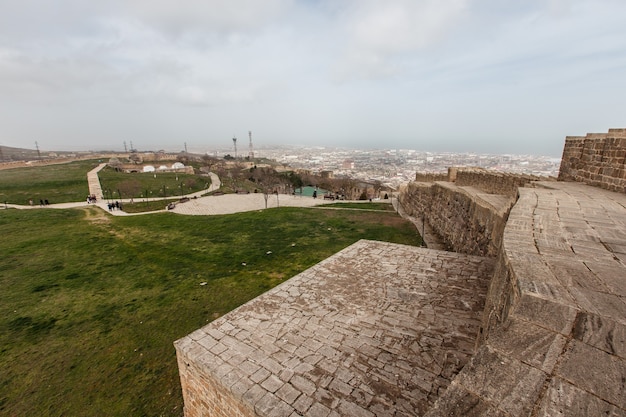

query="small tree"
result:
[128,152,142,164]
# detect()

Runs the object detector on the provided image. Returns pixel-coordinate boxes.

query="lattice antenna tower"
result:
[35,141,41,160]
[232,136,237,158]
[248,131,254,159]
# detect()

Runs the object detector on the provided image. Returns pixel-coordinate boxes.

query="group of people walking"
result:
[28,199,49,206]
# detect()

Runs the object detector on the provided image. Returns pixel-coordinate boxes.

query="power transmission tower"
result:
[248,131,254,159]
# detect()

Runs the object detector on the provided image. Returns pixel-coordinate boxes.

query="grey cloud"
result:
[0,0,624,154]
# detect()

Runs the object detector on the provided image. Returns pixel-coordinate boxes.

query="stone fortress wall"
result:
[414,172,448,183]
[400,166,542,257]
[176,128,626,416]
[452,167,543,199]
[558,128,626,192]
[413,129,626,416]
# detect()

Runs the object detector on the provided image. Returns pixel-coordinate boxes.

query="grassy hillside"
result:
[0,160,212,206]
[0,160,100,205]
[0,206,421,416]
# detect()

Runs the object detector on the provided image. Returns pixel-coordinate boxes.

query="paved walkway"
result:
[88,163,106,199]
[171,193,333,215]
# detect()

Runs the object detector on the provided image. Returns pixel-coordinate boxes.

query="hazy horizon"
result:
[1,1,624,158]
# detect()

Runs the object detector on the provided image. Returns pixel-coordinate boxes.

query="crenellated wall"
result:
[558,128,626,192]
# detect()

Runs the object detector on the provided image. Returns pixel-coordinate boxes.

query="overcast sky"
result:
[1,0,624,156]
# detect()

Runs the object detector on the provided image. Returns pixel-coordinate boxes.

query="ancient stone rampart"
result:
[426,182,626,417]
[400,181,511,257]
[402,167,548,257]
[558,128,626,192]
[454,168,541,199]
[416,167,542,199]
[176,129,626,417]
[414,172,448,182]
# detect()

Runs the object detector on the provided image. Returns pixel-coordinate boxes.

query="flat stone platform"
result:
[175,240,495,417]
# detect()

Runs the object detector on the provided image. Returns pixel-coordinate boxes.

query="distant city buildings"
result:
[1,143,560,191]
[247,146,560,189]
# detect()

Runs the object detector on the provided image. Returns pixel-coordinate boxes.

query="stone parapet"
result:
[454,168,542,199]
[399,181,513,257]
[414,172,448,182]
[558,128,626,192]
[413,167,544,199]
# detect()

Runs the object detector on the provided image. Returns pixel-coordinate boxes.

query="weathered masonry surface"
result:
[176,129,626,416]
[175,242,495,417]
[559,128,626,193]
[426,181,626,416]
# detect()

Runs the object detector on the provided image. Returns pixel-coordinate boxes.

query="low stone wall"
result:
[454,168,540,199]
[415,167,542,199]
[399,181,512,257]
[414,172,448,182]
[558,128,626,192]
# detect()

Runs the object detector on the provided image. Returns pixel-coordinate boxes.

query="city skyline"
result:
[1,0,625,157]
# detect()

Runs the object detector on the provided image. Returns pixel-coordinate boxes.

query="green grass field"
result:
[0,160,213,206]
[97,165,211,201]
[0,160,100,205]
[0,205,421,416]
